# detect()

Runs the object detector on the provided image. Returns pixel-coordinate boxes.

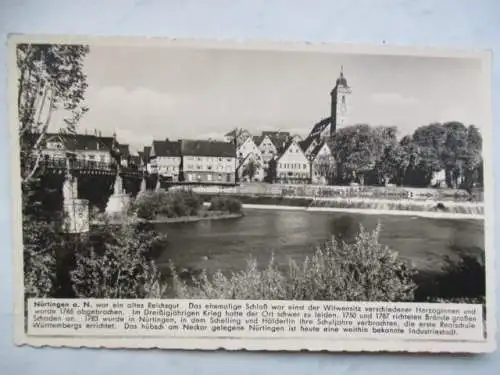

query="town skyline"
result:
[50,45,485,152]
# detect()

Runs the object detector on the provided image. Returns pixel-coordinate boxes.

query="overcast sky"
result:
[52,44,485,152]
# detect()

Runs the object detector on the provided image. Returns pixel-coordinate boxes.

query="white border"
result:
[8,34,496,353]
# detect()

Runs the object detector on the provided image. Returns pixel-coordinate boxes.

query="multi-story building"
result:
[149,139,182,181]
[181,139,236,184]
[237,137,264,182]
[276,139,310,184]
[42,133,116,165]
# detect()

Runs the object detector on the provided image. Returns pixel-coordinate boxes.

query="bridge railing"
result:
[33,156,142,175]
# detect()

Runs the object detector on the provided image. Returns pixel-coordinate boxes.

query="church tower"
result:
[330,66,351,136]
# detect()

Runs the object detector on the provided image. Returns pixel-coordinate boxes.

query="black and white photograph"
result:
[10,36,494,352]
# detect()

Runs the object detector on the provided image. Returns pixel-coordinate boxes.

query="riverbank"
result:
[91,211,243,226]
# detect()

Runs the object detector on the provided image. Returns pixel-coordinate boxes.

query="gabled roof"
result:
[152,139,181,157]
[44,132,115,152]
[278,139,308,162]
[307,117,331,139]
[260,131,290,154]
[253,135,264,147]
[299,137,317,153]
[310,141,330,160]
[181,139,236,158]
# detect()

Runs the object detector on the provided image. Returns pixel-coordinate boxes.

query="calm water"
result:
[154,208,484,275]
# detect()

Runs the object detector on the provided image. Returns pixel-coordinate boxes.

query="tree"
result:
[265,156,278,183]
[226,128,250,149]
[313,154,336,185]
[242,157,260,181]
[441,122,469,188]
[18,43,90,299]
[331,124,395,185]
[17,43,90,184]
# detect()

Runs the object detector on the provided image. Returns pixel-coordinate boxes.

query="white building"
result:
[237,137,264,181]
[42,133,115,165]
[181,139,237,184]
[276,140,310,184]
[149,139,182,181]
[255,135,277,170]
[309,142,335,185]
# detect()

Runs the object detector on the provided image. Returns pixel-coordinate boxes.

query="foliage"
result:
[17,43,90,183]
[227,128,251,148]
[71,224,168,298]
[23,218,60,298]
[329,122,483,188]
[313,154,336,184]
[130,190,203,220]
[264,157,278,183]
[172,224,417,301]
[208,196,242,213]
[241,158,261,181]
[414,247,485,303]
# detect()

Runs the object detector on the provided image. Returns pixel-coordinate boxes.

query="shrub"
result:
[23,218,60,298]
[130,190,203,220]
[208,197,242,213]
[414,247,485,303]
[172,224,417,301]
[71,223,167,298]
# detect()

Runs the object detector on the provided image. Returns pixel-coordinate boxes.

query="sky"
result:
[52,44,485,152]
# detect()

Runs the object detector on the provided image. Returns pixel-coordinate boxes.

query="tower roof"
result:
[335,66,349,88]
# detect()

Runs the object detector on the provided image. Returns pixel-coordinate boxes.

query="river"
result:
[154,208,484,276]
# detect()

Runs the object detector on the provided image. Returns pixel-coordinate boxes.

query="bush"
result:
[172,224,417,301]
[209,197,242,213]
[130,190,203,220]
[414,248,485,303]
[23,218,60,298]
[71,223,168,298]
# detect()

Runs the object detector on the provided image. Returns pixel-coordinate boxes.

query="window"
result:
[303,164,307,169]
[187,174,193,182]
[207,174,212,181]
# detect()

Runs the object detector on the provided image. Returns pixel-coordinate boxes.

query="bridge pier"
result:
[155,175,161,192]
[62,173,89,233]
[137,175,147,198]
[105,173,131,216]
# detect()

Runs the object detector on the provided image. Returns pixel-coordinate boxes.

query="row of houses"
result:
[146,139,237,184]
[38,128,335,186]
[145,130,335,185]
[230,130,335,184]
